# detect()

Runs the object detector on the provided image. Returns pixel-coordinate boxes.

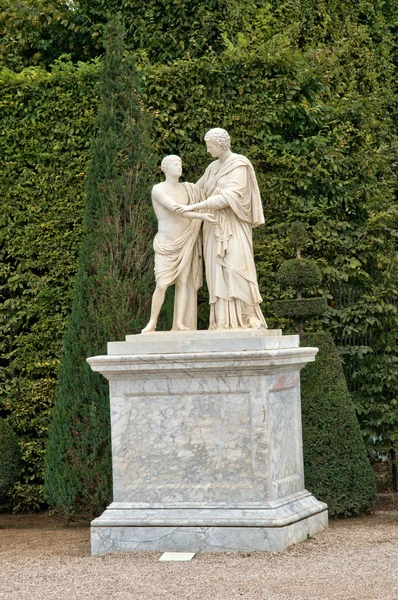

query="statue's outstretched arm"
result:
[152,188,216,222]
[176,194,228,213]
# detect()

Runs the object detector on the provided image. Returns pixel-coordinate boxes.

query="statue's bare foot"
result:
[248,317,262,329]
[142,320,156,333]
[175,322,190,331]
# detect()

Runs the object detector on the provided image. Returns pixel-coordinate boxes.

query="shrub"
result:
[274,297,327,319]
[0,419,22,502]
[75,0,261,63]
[0,0,102,71]
[276,259,322,290]
[300,331,376,517]
[274,222,327,332]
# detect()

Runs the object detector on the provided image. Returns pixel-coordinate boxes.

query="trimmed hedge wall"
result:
[301,331,376,516]
[0,63,100,510]
[0,419,22,502]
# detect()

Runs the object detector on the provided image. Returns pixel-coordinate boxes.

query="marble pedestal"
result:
[87,330,328,556]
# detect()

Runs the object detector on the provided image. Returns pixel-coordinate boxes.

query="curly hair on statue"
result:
[204,128,231,150]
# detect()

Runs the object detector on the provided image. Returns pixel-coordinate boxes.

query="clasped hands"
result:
[174,202,218,224]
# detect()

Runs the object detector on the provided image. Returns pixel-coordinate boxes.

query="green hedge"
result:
[301,331,376,516]
[0,418,22,502]
[0,62,100,510]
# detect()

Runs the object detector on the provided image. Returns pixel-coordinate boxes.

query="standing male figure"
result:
[142,155,216,333]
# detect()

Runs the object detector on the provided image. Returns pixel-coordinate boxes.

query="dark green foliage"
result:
[0,419,22,502]
[276,259,321,290]
[274,297,327,319]
[0,62,100,511]
[274,223,326,331]
[76,0,263,63]
[289,221,309,251]
[300,331,376,517]
[44,20,156,517]
[0,0,102,71]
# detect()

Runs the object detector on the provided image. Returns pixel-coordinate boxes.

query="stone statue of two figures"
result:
[142,128,268,333]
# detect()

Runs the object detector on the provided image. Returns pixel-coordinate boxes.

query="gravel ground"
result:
[1,502,398,600]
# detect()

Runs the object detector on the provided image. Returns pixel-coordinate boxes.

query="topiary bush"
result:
[275,297,327,319]
[0,419,22,502]
[276,258,322,290]
[274,222,327,332]
[300,331,376,517]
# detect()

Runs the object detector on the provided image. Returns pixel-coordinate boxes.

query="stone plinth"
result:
[87,330,328,555]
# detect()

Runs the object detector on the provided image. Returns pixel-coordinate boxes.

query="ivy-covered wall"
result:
[1,2,398,510]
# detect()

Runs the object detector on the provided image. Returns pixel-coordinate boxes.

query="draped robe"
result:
[153,182,204,330]
[197,153,267,329]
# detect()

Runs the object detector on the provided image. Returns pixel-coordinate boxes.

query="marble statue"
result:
[89,144,327,559]
[142,155,216,333]
[176,128,267,330]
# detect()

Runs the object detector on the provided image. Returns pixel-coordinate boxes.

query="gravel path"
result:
[1,507,397,600]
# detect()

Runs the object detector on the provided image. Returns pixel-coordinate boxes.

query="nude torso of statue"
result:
[152,182,190,244]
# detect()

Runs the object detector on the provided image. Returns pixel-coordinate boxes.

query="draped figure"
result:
[142,155,216,333]
[153,182,205,330]
[196,153,267,329]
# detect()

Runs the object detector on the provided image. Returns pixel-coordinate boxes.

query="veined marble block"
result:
[87,330,328,555]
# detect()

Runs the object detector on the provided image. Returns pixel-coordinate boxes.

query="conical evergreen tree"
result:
[300,331,376,517]
[44,19,156,517]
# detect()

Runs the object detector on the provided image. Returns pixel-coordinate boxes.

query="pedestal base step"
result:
[91,493,328,555]
[91,511,327,555]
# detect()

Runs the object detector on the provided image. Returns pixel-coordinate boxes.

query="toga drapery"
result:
[153,182,204,330]
[196,153,267,329]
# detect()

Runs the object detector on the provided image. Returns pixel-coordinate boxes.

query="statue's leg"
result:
[174,262,191,331]
[142,284,168,333]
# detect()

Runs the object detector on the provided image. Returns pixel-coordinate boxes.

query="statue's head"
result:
[161,155,182,176]
[204,128,231,152]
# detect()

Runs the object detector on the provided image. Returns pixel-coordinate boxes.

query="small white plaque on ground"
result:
[159,552,196,562]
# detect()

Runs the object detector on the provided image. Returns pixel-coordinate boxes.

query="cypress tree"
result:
[44,19,156,517]
[275,223,376,516]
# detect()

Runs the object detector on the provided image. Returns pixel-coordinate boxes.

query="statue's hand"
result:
[203,213,218,224]
[174,204,190,216]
